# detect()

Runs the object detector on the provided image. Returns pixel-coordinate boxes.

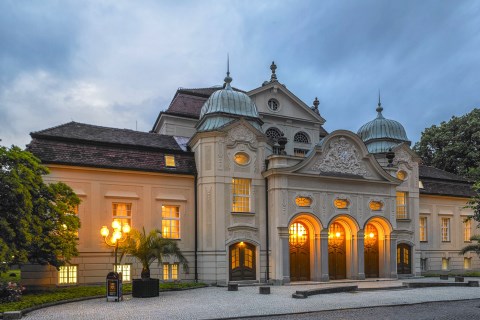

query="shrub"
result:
[0,282,25,303]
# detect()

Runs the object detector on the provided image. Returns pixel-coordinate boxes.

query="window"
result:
[59,265,77,284]
[464,257,472,269]
[295,196,312,207]
[116,264,131,282]
[294,132,309,144]
[165,155,176,167]
[234,152,250,165]
[441,258,449,271]
[419,217,427,242]
[334,199,349,209]
[163,263,179,281]
[420,258,428,271]
[464,219,472,242]
[396,170,407,181]
[441,218,450,242]
[267,98,279,111]
[369,201,383,211]
[162,206,180,239]
[396,192,408,219]
[265,127,282,142]
[113,203,132,228]
[294,148,309,157]
[232,178,251,212]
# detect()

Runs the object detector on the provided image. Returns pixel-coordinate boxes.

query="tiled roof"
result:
[419,165,474,198]
[28,122,196,175]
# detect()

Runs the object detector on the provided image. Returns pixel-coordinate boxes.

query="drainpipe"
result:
[264,160,270,283]
[194,173,198,282]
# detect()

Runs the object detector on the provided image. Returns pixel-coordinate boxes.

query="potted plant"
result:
[119,227,188,298]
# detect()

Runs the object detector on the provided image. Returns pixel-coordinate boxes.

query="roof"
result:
[28,122,196,175]
[419,165,475,198]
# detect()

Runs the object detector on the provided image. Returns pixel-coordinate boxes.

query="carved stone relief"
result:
[226,125,258,149]
[310,137,369,177]
[218,139,224,171]
[282,190,287,215]
[394,148,413,169]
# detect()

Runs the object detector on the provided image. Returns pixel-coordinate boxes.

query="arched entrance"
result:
[289,222,310,281]
[397,243,412,274]
[364,223,379,278]
[328,222,346,280]
[229,242,256,281]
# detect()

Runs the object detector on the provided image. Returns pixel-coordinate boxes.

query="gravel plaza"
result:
[23,278,480,320]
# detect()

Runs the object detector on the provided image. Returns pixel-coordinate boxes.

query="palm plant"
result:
[460,234,480,256]
[119,227,188,279]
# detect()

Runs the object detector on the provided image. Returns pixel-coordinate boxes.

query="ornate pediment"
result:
[310,137,370,177]
[226,124,258,149]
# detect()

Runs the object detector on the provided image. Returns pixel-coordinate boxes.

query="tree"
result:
[0,145,80,271]
[460,235,480,256]
[413,108,480,180]
[119,227,188,279]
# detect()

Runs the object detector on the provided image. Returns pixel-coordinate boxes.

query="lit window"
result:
[441,258,449,270]
[396,170,407,180]
[267,98,279,111]
[163,263,179,281]
[244,247,253,269]
[441,218,450,242]
[116,264,131,282]
[232,178,251,212]
[113,203,132,228]
[234,152,250,165]
[396,192,408,219]
[464,257,472,269]
[231,247,240,269]
[265,127,282,142]
[289,222,308,247]
[162,206,180,239]
[165,155,176,167]
[464,219,472,242]
[369,201,383,211]
[294,148,309,157]
[294,132,309,144]
[419,217,427,242]
[295,197,312,207]
[59,265,77,284]
[334,199,349,209]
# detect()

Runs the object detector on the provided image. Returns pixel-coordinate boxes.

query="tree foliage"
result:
[0,146,80,272]
[413,108,480,180]
[119,227,188,279]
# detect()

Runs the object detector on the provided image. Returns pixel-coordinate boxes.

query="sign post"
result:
[106,271,123,302]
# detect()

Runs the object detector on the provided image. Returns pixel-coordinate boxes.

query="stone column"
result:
[314,233,321,281]
[278,227,290,284]
[388,232,398,278]
[320,228,330,282]
[357,229,365,280]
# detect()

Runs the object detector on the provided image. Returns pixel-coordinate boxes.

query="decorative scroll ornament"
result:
[394,148,413,168]
[226,125,258,149]
[310,137,368,177]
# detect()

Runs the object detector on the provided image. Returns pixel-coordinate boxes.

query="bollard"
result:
[259,286,271,294]
[228,283,238,291]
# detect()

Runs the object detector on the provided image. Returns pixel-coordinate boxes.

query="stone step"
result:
[292,285,358,299]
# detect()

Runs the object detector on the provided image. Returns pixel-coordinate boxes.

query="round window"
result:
[334,199,349,209]
[267,98,279,111]
[295,197,312,207]
[369,201,383,211]
[234,152,250,165]
[397,170,407,180]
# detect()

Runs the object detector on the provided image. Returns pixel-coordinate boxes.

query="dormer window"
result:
[165,155,176,167]
[294,132,310,144]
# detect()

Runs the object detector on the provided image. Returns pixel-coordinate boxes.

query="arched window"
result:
[265,127,283,141]
[294,131,310,144]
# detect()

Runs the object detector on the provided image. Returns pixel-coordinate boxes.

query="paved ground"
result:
[23,278,480,320]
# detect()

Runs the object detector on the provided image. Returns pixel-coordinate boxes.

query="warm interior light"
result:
[239,241,245,246]
[122,223,131,234]
[298,230,304,237]
[369,232,374,238]
[112,220,121,230]
[328,233,333,239]
[100,226,109,237]
[335,232,341,238]
[163,226,169,236]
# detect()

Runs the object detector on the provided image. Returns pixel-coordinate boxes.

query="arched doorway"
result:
[328,222,346,280]
[229,242,256,281]
[397,243,412,274]
[289,222,310,281]
[364,224,379,278]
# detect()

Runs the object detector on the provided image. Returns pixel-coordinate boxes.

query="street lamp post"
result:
[100,221,131,272]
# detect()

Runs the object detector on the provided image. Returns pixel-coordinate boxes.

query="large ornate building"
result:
[24,63,478,287]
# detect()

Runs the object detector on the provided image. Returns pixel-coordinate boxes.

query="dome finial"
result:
[224,54,232,89]
[376,90,383,115]
[270,61,277,82]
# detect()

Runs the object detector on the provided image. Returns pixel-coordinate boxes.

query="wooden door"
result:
[328,222,346,280]
[397,243,411,274]
[289,222,310,281]
[364,224,379,278]
[229,242,256,281]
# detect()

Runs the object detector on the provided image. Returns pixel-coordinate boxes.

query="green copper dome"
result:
[197,70,262,132]
[357,98,410,153]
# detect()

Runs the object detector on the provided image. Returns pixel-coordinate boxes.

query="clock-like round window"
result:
[334,199,349,209]
[369,201,383,211]
[397,170,407,180]
[267,98,279,111]
[295,197,312,207]
[234,152,250,165]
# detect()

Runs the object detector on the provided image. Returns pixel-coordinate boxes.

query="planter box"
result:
[132,278,159,298]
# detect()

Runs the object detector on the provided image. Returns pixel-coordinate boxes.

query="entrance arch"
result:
[364,216,393,278]
[328,222,346,279]
[364,223,379,278]
[397,243,412,274]
[289,222,310,281]
[229,242,256,281]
